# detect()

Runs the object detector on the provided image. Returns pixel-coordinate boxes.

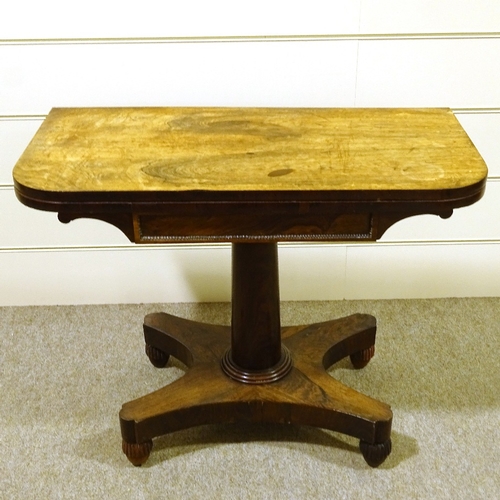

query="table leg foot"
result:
[122,439,153,467]
[350,345,375,369]
[145,344,169,368]
[360,438,392,468]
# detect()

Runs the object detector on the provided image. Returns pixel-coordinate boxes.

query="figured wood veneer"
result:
[14,107,486,194]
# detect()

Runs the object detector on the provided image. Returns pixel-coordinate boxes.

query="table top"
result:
[14,107,487,197]
[12,107,488,243]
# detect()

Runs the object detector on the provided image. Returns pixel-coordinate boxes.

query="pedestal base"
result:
[119,312,392,467]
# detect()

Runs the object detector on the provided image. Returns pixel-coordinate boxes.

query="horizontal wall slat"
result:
[3,38,497,115]
[1,242,498,306]
[0,41,358,116]
[0,244,347,306]
[0,246,229,306]
[345,242,500,299]
[0,1,361,40]
[360,0,500,35]
[3,2,499,41]
[356,39,500,108]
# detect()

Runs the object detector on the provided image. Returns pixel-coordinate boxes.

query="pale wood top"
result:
[13,107,487,194]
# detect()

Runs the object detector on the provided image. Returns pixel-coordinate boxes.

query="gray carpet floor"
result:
[1,298,499,499]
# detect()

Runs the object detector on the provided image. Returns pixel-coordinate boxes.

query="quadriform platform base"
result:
[13,107,487,467]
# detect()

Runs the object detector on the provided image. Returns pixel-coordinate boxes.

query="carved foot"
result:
[122,439,153,466]
[359,438,392,468]
[350,345,375,369]
[145,344,169,368]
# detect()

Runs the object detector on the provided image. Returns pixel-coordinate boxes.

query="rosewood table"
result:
[13,107,487,467]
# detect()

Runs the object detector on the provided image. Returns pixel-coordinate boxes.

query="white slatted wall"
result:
[1,1,499,305]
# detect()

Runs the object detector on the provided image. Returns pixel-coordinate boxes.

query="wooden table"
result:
[13,107,487,467]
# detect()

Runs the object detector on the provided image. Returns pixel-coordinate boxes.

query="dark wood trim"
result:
[13,177,487,210]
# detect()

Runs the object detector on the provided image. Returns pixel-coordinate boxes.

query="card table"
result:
[13,107,487,467]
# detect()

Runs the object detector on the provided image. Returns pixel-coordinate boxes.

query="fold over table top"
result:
[13,107,488,243]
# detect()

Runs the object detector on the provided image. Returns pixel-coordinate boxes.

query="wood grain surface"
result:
[13,107,487,193]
